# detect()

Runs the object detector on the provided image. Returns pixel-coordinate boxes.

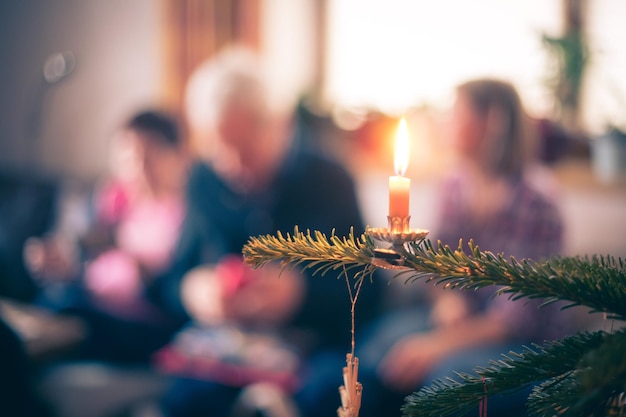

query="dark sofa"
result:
[0,170,58,301]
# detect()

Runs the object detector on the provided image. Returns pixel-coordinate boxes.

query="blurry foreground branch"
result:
[243,228,626,416]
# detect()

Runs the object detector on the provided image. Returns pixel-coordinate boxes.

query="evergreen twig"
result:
[243,228,626,320]
[402,330,625,417]
[242,228,626,417]
[243,227,376,283]
[402,239,626,320]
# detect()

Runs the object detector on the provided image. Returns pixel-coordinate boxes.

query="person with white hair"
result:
[153,46,382,417]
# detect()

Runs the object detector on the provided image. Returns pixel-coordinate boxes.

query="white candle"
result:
[388,118,410,220]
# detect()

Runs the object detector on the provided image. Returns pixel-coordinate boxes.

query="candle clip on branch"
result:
[368,219,429,268]
[243,227,626,417]
[336,220,427,417]
[338,351,362,417]
[338,267,364,417]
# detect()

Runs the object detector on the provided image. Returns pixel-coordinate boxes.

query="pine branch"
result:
[243,227,376,283]
[566,329,626,416]
[402,239,626,320]
[242,228,626,416]
[527,372,583,416]
[401,331,607,417]
[526,329,626,416]
[243,229,626,319]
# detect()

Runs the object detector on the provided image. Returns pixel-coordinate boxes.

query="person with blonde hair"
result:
[155,46,381,417]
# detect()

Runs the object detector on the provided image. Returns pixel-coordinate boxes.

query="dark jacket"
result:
[152,148,381,351]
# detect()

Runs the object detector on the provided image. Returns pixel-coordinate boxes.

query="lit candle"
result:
[388,118,410,229]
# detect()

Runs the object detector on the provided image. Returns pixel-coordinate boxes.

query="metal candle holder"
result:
[366,216,429,269]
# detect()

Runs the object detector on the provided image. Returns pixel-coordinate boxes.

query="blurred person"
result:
[152,46,381,417]
[436,78,563,259]
[359,79,571,417]
[25,109,190,362]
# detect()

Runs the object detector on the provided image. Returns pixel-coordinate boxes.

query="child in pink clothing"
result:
[27,110,189,362]
[85,179,185,312]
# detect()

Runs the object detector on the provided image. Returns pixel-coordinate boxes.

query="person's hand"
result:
[180,266,226,325]
[225,261,304,326]
[377,333,448,392]
[181,257,305,328]
[23,237,78,283]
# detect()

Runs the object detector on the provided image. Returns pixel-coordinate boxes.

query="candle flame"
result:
[394,118,410,176]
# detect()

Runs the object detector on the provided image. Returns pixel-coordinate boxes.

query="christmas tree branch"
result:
[559,329,626,416]
[243,228,626,320]
[525,329,626,416]
[402,330,621,417]
[402,239,626,320]
[243,227,377,283]
[242,228,626,417]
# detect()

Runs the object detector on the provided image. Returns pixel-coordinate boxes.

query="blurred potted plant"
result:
[543,0,626,183]
[542,0,588,135]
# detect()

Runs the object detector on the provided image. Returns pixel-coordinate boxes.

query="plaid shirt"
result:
[434,174,570,342]
[435,175,563,260]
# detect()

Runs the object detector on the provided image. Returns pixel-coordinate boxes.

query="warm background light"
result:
[325,0,560,117]
[325,0,626,134]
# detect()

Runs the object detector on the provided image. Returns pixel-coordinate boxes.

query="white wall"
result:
[584,0,626,133]
[0,0,319,181]
[0,0,165,181]
[261,0,318,115]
